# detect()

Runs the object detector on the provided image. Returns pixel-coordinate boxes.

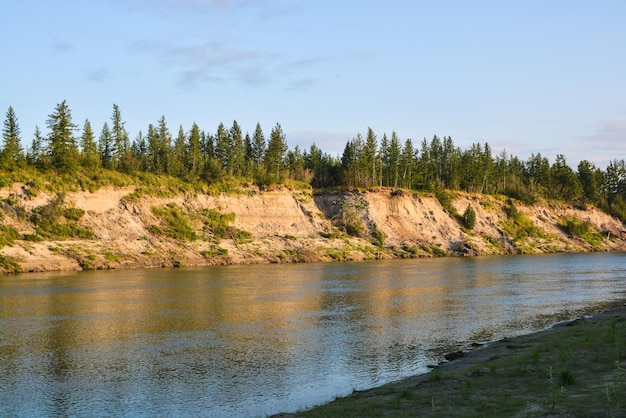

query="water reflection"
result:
[1,253,625,417]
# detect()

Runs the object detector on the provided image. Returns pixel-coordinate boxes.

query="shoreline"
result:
[276,302,626,417]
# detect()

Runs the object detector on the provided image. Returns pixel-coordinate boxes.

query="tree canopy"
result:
[2,102,626,222]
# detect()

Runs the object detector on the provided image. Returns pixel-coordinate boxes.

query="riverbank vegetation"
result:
[282,306,626,417]
[2,102,626,223]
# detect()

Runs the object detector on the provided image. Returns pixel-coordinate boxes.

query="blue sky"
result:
[2,0,625,168]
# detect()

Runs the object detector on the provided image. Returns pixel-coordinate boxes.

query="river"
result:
[1,252,625,417]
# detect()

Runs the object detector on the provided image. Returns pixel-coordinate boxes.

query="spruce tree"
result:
[170,125,187,177]
[252,122,266,167]
[110,104,129,170]
[229,120,245,176]
[46,100,79,172]
[186,122,203,177]
[156,116,171,174]
[80,119,100,168]
[265,123,288,181]
[99,122,113,168]
[1,106,24,170]
[27,126,46,168]
[214,122,231,173]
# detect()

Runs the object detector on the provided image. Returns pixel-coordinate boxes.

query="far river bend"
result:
[1,252,626,417]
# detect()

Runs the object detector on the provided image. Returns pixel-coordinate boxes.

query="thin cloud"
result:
[288,77,317,92]
[132,39,266,87]
[88,68,111,83]
[566,119,626,167]
[50,39,73,54]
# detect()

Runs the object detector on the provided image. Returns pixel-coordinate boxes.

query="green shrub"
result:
[435,188,459,217]
[197,209,236,240]
[150,203,198,241]
[63,207,85,221]
[461,204,477,230]
[0,254,20,272]
[0,225,19,248]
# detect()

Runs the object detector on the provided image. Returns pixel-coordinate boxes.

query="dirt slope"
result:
[0,185,624,273]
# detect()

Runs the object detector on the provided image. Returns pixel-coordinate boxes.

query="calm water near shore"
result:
[1,252,625,417]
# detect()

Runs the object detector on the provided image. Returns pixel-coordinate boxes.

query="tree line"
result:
[2,102,626,222]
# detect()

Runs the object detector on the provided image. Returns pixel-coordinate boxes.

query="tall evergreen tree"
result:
[170,125,187,177]
[186,122,203,177]
[46,100,79,172]
[99,122,113,168]
[146,124,160,173]
[252,122,266,167]
[27,126,46,168]
[388,131,402,188]
[265,123,288,181]
[1,106,24,169]
[132,131,149,171]
[110,104,129,170]
[229,120,245,176]
[363,127,378,187]
[577,160,603,205]
[156,116,171,174]
[80,119,100,168]
[214,122,231,172]
[399,138,416,189]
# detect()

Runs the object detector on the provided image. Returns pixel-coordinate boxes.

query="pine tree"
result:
[132,131,149,171]
[229,120,245,176]
[1,106,24,169]
[156,116,171,174]
[214,122,231,173]
[46,100,79,172]
[27,126,46,168]
[252,122,266,167]
[110,104,129,170]
[99,122,113,168]
[186,122,203,177]
[388,131,402,188]
[170,125,187,177]
[265,123,288,181]
[399,138,416,189]
[363,127,378,187]
[146,124,160,173]
[80,119,100,168]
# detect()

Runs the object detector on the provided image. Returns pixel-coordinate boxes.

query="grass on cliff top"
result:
[288,306,626,417]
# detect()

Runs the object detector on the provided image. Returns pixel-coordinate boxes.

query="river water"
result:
[1,252,625,417]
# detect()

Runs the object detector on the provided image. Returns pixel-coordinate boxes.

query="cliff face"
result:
[0,185,624,273]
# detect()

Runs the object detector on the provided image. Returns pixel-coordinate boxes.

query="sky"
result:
[2,0,625,168]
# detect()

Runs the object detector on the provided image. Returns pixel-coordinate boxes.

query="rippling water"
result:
[1,252,625,417]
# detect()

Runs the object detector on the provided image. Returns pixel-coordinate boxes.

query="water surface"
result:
[1,253,625,416]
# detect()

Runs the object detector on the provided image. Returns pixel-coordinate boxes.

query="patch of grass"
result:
[0,254,21,272]
[0,225,19,248]
[63,207,85,221]
[559,216,603,246]
[501,199,545,243]
[200,247,229,258]
[29,193,94,239]
[150,203,198,241]
[197,208,236,240]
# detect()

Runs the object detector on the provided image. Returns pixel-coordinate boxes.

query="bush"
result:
[0,225,19,248]
[63,207,85,221]
[150,203,198,241]
[461,204,477,230]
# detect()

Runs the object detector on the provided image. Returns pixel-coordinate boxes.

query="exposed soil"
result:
[1,185,625,273]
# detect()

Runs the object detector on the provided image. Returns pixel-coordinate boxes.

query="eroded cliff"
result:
[0,184,624,273]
